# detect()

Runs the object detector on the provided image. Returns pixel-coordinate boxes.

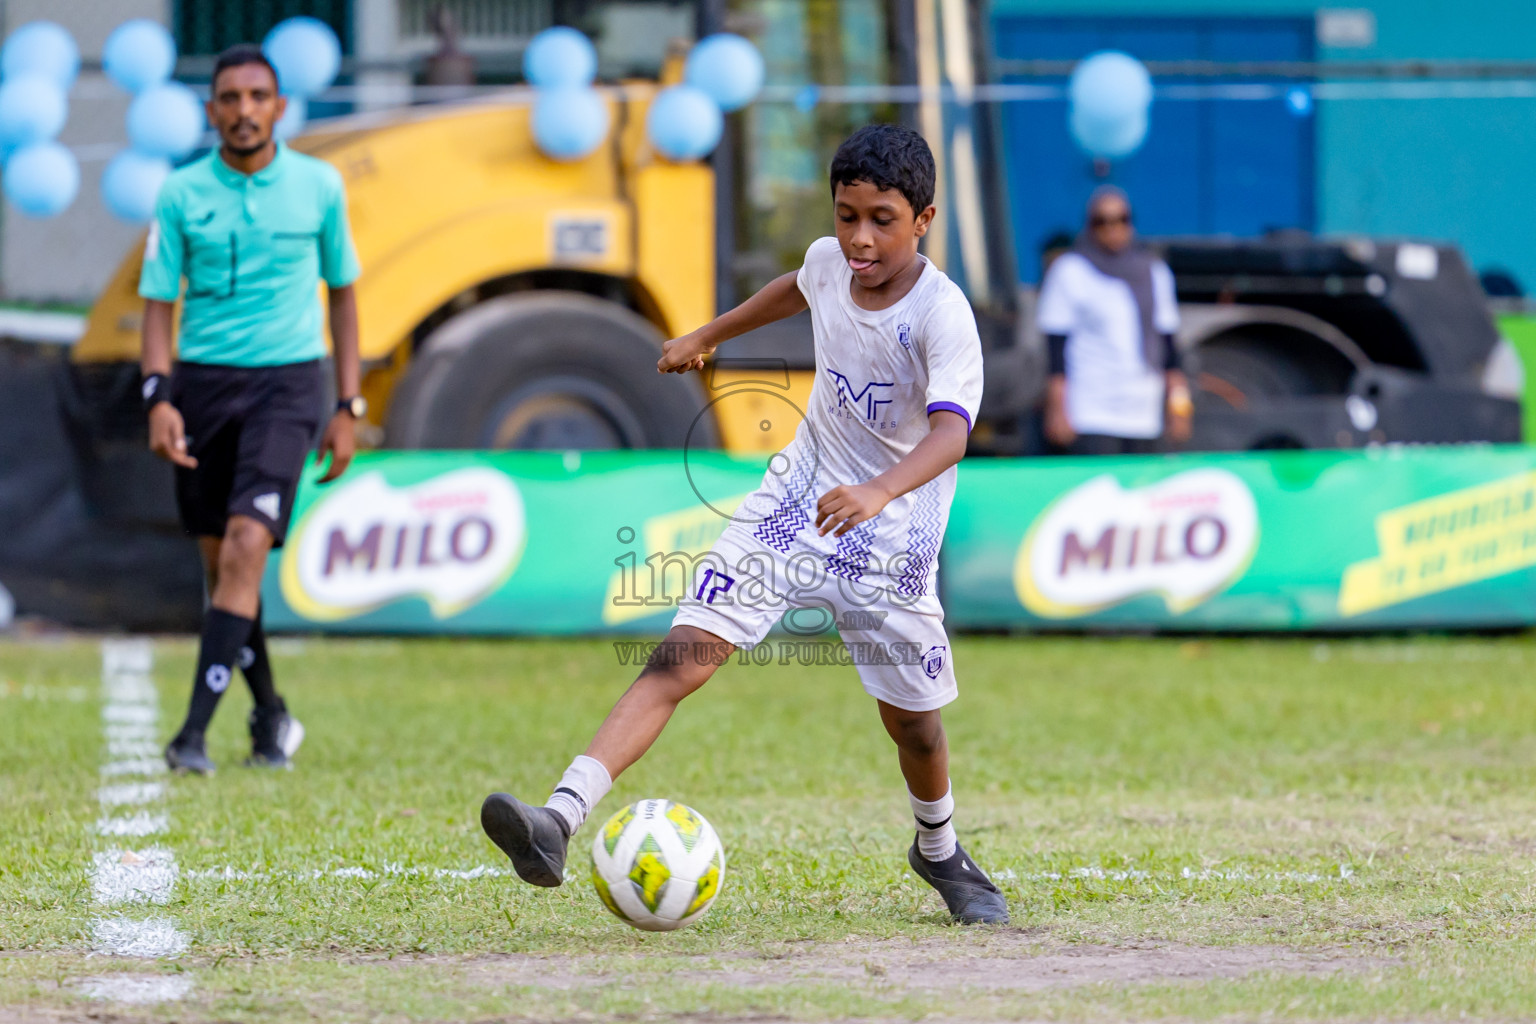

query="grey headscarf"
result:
[1073,185,1163,367]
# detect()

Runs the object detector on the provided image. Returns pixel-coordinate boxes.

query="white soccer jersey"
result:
[672,236,984,711]
[1036,251,1180,439]
[734,236,983,597]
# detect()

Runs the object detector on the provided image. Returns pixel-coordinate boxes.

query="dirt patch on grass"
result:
[443,931,1391,994]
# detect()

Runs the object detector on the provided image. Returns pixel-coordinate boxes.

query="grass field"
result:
[3,633,1536,1022]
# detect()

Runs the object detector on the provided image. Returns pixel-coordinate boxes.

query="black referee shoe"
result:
[165,730,215,776]
[908,840,1010,925]
[246,700,304,769]
[481,792,571,887]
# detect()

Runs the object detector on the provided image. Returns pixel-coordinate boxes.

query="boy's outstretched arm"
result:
[658,271,808,374]
[815,410,968,537]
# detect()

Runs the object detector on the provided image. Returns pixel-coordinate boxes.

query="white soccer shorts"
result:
[669,517,958,713]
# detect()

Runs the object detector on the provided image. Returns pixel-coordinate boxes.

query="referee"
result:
[140,45,364,774]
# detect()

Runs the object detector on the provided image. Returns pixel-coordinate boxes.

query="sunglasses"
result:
[1091,213,1132,228]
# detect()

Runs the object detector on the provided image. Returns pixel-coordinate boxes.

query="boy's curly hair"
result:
[828,124,936,215]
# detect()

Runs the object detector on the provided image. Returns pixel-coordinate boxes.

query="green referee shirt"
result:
[139,143,361,367]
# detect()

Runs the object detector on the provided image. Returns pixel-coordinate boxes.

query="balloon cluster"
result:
[100,20,186,223]
[263,16,342,136]
[522,27,764,164]
[0,21,80,217]
[1068,51,1152,161]
[93,17,341,224]
[523,27,608,162]
[649,33,763,162]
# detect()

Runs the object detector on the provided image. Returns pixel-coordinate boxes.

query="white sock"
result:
[909,784,957,861]
[544,754,612,835]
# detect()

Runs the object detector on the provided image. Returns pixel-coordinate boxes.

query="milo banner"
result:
[945,446,1536,630]
[264,446,1536,634]
[262,451,766,634]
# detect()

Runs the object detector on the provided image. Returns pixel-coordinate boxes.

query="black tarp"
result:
[0,341,202,630]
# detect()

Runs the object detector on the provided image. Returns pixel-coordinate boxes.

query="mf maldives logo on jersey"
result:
[279,469,527,621]
[826,368,896,427]
[1014,469,1259,617]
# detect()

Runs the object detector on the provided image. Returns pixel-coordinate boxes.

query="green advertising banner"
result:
[945,446,1536,631]
[264,446,1536,634]
[262,450,769,634]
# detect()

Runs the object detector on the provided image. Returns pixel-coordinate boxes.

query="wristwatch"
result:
[1167,385,1194,418]
[337,395,368,419]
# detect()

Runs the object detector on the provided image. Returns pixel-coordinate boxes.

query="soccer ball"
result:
[590,799,724,931]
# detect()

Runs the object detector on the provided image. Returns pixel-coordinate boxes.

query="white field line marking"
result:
[89,917,190,959]
[94,812,170,838]
[102,758,167,777]
[994,863,1356,884]
[92,848,180,904]
[97,781,166,808]
[106,723,158,742]
[103,704,158,725]
[75,975,195,1004]
[0,682,89,701]
[186,862,513,882]
[89,640,191,987]
[107,738,163,759]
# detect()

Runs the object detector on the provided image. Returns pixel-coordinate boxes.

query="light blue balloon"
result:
[1069,50,1151,122]
[0,75,67,148]
[101,149,170,223]
[103,19,177,94]
[127,82,204,159]
[646,85,723,162]
[263,17,341,97]
[3,141,78,217]
[1070,106,1148,160]
[275,95,307,140]
[685,34,764,112]
[523,27,597,89]
[532,88,609,161]
[2,21,79,90]
[1068,51,1152,159]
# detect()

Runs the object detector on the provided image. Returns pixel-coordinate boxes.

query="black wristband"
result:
[1046,334,1068,377]
[141,373,170,414]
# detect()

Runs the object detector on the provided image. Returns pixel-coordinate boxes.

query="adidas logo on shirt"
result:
[253,492,281,521]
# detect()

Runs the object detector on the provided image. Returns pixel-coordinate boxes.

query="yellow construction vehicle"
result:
[69,0,1034,477]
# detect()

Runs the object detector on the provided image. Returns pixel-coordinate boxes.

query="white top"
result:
[734,236,984,596]
[1036,251,1180,439]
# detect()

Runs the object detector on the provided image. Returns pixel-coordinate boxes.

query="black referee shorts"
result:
[171,360,325,547]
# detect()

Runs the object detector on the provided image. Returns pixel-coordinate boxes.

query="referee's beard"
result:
[225,139,273,159]
[221,119,273,159]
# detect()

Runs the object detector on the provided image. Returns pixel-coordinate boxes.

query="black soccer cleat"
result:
[246,700,304,769]
[908,840,1011,925]
[165,730,215,776]
[481,792,571,887]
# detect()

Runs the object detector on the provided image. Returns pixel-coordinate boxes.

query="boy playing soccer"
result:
[481,124,1007,924]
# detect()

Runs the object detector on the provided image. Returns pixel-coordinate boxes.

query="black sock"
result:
[240,606,281,708]
[177,607,255,739]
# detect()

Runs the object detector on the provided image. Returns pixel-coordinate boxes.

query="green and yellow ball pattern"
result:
[589,798,725,930]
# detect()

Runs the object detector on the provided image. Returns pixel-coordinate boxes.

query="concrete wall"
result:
[992,0,1536,290]
[1,0,169,305]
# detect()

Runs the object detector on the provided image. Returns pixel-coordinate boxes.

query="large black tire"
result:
[1193,333,1352,405]
[386,292,716,450]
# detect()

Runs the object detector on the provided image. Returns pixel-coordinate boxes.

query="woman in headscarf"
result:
[1036,186,1192,454]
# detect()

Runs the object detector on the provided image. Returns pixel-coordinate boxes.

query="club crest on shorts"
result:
[921,644,947,679]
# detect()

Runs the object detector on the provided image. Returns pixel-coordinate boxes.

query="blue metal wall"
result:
[991,0,1536,292]
[993,14,1315,281]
